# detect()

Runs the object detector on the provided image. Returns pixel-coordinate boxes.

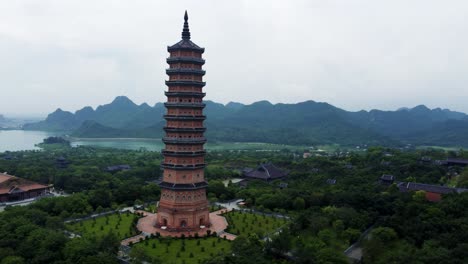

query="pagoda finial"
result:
[182,10,191,40]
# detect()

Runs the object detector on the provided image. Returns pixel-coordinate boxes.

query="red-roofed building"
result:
[0,173,51,202]
[397,182,468,202]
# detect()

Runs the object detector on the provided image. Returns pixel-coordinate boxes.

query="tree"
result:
[413,190,427,202]
[317,229,334,245]
[293,197,306,210]
[129,246,151,264]
[229,235,270,264]
[332,220,345,237]
[363,227,398,262]
[0,256,25,264]
[295,237,326,264]
[457,168,468,188]
[63,238,98,263]
[316,248,348,264]
[266,231,291,257]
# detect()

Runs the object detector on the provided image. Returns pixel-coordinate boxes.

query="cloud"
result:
[0,0,467,115]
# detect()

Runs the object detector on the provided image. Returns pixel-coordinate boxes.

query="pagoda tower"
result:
[156,11,210,231]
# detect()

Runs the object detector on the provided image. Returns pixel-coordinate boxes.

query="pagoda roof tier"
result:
[164,102,205,108]
[166,68,206,75]
[164,115,206,121]
[161,163,206,170]
[165,91,206,98]
[162,150,206,157]
[167,57,205,65]
[163,127,206,133]
[162,137,206,144]
[167,40,205,52]
[165,80,206,87]
[159,181,208,190]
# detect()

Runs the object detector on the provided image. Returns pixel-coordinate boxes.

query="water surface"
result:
[0,130,57,152]
[0,130,306,152]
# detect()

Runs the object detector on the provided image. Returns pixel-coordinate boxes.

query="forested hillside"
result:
[23,96,468,147]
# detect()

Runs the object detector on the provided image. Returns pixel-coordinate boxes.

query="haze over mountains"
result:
[0,114,38,129]
[22,96,468,147]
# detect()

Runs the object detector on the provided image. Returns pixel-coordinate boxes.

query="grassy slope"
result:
[224,211,288,237]
[134,237,231,264]
[66,212,139,240]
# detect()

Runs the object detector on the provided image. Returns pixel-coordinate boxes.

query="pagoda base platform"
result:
[136,209,235,240]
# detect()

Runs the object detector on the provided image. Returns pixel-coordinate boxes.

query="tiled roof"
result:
[0,173,49,195]
[106,165,131,172]
[326,179,337,185]
[0,173,11,184]
[168,39,204,51]
[398,182,468,194]
[446,158,468,165]
[381,174,395,181]
[244,163,287,180]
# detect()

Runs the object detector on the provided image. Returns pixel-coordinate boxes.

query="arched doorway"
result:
[180,220,187,228]
[199,217,204,226]
[162,218,168,226]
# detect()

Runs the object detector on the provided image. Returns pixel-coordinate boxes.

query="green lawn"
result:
[66,212,139,240]
[224,211,287,237]
[133,237,231,264]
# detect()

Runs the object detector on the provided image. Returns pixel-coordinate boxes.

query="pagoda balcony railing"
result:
[162,150,206,157]
[159,181,208,190]
[161,163,206,169]
[164,115,206,121]
[166,68,206,75]
[165,91,206,97]
[163,127,206,133]
[165,80,206,87]
[164,102,205,108]
[162,137,207,144]
[167,57,205,64]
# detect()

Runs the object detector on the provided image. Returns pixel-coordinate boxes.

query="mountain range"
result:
[0,114,32,129]
[22,96,468,147]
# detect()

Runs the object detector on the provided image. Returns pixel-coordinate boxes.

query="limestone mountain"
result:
[23,96,468,147]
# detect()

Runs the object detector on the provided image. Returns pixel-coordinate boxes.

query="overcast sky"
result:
[1,0,467,117]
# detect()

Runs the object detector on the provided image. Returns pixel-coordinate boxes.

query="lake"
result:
[0,130,307,152]
[0,130,58,152]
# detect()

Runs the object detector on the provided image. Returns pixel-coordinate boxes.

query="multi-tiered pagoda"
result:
[156,11,210,231]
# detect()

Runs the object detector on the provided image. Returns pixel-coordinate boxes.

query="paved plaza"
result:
[121,209,237,245]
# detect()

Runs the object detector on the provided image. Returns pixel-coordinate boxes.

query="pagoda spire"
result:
[182,10,191,40]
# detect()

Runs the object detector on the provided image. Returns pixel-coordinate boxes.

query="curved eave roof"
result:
[168,40,205,52]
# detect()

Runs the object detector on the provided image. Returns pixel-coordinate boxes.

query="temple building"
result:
[397,182,468,202]
[0,173,51,202]
[156,11,210,231]
[243,163,288,181]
